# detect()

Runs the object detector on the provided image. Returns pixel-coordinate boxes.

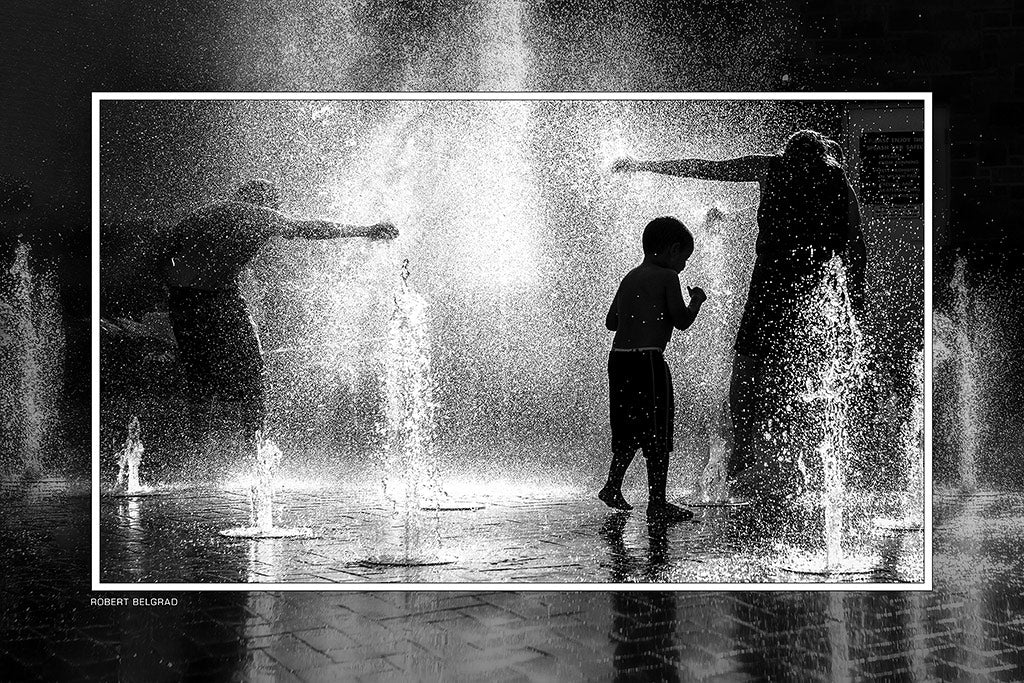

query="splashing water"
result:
[372,260,449,564]
[950,256,979,492]
[250,434,282,531]
[903,351,925,522]
[221,433,312,538]
[875,349,925,531]
[1,243,64,477]
[115,416,145,494]
[694,209,740,503]
[380,260,443,506]
[698,430,730,503]
[932,311,954,364]
[795,255,868,571]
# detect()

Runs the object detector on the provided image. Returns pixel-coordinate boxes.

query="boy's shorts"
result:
[167,286,265,425]
[735,248,836,359]
[608,348,674,454]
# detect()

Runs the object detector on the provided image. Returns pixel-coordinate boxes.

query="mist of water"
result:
[794,255,867,570]
[376,261,444,561]
[1,242,65,477]
[103,100,925,535]
[115,416,145,494]
[950,256,979,492]
[903,350,925,522]
[251,434,283,531]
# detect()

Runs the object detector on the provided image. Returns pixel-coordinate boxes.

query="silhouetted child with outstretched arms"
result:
[599,216,707,523]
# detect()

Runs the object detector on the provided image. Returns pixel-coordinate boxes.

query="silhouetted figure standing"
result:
[163,179,398,462]
[615,130,865,496]
[599,216,706,522]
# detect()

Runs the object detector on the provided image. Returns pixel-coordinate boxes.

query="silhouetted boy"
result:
[599,216,707,522]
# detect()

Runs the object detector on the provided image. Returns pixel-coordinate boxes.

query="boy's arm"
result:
[605,291,619,331]
[665,274,706,331]
[614,155,772,183]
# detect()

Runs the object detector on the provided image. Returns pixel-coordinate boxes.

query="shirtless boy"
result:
[599,216,707,522]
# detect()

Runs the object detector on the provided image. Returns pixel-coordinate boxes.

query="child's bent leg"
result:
[645,448,693,522]
[644,448,670,504]
[599,445,635,511]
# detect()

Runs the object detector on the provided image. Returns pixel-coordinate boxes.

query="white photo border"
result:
[92,91,933,592]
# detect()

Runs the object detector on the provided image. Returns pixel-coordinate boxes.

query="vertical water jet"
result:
[2,242,64,478]
[950,256,979,492]
[115,416,146,494]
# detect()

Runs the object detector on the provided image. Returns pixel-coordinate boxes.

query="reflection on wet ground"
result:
[4,482,1023,680]
[97,483,923,585]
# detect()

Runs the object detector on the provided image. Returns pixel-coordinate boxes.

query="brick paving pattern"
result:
[97,484,924,585]
[3,481,1022,681]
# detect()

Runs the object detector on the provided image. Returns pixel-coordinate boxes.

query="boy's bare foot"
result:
[598,486,633,511]
[646,501,694,522]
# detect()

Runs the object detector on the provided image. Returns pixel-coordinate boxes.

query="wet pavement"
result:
[97,482,924,585]
[3,480,1023,680]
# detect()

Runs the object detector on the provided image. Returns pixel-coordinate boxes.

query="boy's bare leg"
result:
[645,449,693,522]
[728,353,760,485]
[599,445,635,511]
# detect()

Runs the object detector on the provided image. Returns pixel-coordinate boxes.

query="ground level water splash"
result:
[115,416,146,494]
[1,242,64,478]
[220,433,312,539]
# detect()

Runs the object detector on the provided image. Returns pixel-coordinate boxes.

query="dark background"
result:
[2,0,1022,678]
[6,0,1023,411]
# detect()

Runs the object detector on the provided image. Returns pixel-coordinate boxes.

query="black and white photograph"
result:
[3,0,1023,680]
[97,95,925,587]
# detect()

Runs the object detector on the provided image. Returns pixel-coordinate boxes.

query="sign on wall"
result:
[859,131,923,217]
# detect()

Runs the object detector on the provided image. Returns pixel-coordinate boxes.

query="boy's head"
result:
[642,216,694,270]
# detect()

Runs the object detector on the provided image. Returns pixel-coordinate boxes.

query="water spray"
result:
[114,416,146,494]
[951,256,980,493]
[220,432,312,539]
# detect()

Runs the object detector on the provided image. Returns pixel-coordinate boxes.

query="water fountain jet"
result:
[220,433,314,539]
[875,351,925,532]
[108,416,161,497]
[362,259,457,567]
[2,242,64,480]
[950,256,980,493]
[779,256,878,577]
[686,209,751,509]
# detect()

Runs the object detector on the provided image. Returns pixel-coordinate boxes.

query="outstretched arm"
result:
[278,218,398,240]
[614,155,772,183]
[255,206,398,240]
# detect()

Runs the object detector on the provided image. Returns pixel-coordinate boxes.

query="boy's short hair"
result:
[642,216,694,257]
